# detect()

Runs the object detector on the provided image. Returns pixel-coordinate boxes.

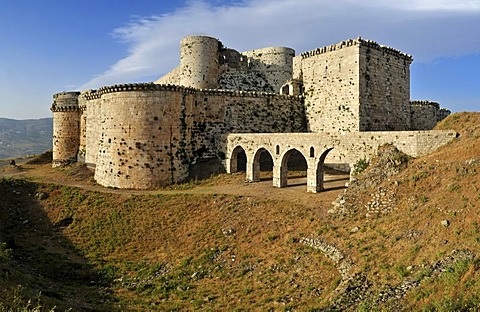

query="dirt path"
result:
[0,163,348,209]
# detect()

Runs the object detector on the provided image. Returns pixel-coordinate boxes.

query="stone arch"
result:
[311,147,334,192]
[278,148,308,188]
[251,147,274,181]
[229,145,247,173]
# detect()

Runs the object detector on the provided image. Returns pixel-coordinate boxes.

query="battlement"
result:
[411,100,440,109]
[300,38,412,62]
[79,82,302,101]
[51,35,451,190]
[50,91,81,112]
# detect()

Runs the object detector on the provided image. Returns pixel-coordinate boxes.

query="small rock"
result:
[221,228,235,236]
[441,220,450,227]
[350,226,360,233]
[54,217,74,228]
[36,192,49,200]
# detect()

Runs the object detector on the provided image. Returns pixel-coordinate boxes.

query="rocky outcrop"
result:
[330,144,410,216]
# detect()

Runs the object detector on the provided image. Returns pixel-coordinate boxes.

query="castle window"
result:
[310,147,315,158]
[276,145,280,155]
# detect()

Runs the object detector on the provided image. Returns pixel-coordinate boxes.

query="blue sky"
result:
[0,0,478,119]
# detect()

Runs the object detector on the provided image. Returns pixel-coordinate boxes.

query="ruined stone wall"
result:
[241,47,295,93]
[298,40,361,133]
[179,35,220,89]
[358,40,412,131]
[81,83,305,189]
[51,92,81,167]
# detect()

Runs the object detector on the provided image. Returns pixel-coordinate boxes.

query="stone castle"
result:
[51,35,455,191]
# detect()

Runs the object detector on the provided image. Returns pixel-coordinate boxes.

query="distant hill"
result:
[0,117,52,159]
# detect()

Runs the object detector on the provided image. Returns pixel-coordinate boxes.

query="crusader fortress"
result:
[51,35,455,192]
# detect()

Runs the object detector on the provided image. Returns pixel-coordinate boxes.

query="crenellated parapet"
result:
[410,100,450,130]
[79,82,302,101]
[50,91,81,112]
[300,38,413,63]
[411,100,440,109]
[51,34,451,190]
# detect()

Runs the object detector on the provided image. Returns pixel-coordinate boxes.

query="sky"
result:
[0,0,478,119]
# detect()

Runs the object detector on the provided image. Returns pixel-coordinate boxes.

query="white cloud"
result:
[79,0,480,90]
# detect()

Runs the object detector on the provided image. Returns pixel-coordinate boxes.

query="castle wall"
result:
[82,91,102,166]
[92,85,191,189]
[78,107,87,162]
[51,92,81,167]
[358,41,412,131]
[298,40,361,133]
[410,101,451,130]
[52,35,454,191]
[81,84,305,189]
[179,36,220,89]
[241,47,295,93]
[410,101,440,130]
[217,68,274,92]
[155,66,180,85]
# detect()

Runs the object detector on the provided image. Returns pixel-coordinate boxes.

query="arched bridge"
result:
[226,130,456,193]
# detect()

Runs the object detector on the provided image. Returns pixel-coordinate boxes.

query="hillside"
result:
[0,117,52,159]
[0,112,479,311]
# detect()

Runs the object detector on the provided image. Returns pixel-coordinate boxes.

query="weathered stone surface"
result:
[51,35,453,190]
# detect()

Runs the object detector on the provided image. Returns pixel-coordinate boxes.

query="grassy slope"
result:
[0,112,479,311]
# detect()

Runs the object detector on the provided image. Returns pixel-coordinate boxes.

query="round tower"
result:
[179,35,220,89]
[50,92,81,167]
[242,46,295,93]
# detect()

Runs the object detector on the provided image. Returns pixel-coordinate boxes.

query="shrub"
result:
[353,158,369,175]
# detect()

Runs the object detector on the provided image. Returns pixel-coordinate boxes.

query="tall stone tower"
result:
[296,38,412,133]
[50,92,81,167]
[179,35,220,89]
[242,46,295,93]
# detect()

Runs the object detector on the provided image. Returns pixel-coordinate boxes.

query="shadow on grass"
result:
[0,178,119,311]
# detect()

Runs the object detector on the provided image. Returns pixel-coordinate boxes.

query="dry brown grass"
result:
[1,112,479,310]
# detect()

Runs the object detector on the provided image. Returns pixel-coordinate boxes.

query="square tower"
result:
[295,38,412,132]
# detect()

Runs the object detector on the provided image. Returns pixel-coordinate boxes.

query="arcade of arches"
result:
[227,141,338,193]
[225,130,456,193]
